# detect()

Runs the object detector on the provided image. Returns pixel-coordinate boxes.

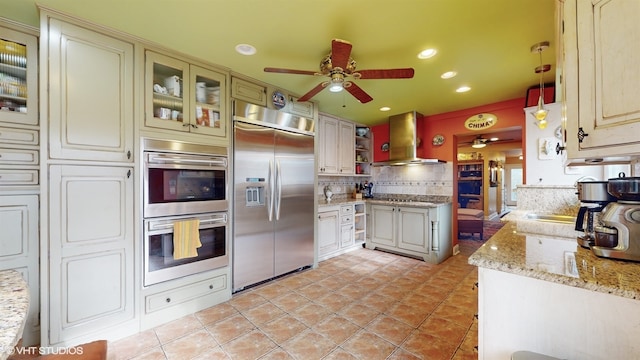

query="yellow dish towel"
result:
[173,218,202,259]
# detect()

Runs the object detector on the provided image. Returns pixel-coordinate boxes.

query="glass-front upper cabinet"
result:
[145,50,226,138]
[190,64,225,138]
[0,26,38,126]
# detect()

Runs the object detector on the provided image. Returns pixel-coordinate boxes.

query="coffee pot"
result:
[363,182,374,198]
[575,181,615,248]
[591,174,640,262]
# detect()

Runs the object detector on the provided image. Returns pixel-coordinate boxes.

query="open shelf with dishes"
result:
[355,126,372,176]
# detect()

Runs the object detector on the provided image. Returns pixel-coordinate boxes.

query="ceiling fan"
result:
[460,135,515,148]
[264,39,415,104]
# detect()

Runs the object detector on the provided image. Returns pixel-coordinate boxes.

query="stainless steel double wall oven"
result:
[142,138,229,286]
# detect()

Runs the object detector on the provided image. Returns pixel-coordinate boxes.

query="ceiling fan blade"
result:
[264,67,318,76]
[297,82,327,102]
[331,39,353,70]
[344,82,373,103]
[357,68,415,79]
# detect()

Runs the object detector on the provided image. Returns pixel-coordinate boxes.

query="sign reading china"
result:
[464,113,497,131]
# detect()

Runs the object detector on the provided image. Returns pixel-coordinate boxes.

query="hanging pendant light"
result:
[530,41,551,129]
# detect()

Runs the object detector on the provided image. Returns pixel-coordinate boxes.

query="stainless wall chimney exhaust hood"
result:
[373,111,446,166]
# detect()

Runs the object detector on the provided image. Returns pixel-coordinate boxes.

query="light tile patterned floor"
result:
[109,241,482,359]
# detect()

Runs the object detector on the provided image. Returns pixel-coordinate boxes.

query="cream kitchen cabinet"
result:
[318,202,366,261]
[318,114,355,175]
[231,77,267,106]
[0,194,39,346]
[0,19,38,126]
[0,19,40,347]
[368,203,452,264]
[45,164,136,346]
[230,77,316,118]
[145,50,227,140]
[39,9,139,347]
[563,0,640,163]
[318,206,340,258]
[477,267,640,360]
[44,17,134,162]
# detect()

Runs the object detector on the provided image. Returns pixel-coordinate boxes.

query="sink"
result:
[525,213,576,224]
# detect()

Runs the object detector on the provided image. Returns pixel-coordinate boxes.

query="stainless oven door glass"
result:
[144,212,228,286]
[144,150,228,217]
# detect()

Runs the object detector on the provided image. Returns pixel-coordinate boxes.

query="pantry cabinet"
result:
[40,9,139,347]
[563,0,640,163]
[46,164,135,345]
[45,18,134,162]
[145,50,227,139]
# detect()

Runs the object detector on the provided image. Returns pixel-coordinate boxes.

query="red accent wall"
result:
[371,97,526,162]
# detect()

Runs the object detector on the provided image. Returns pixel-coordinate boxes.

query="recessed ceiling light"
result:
[490,137,499,141]
[379,106,391,112]
[417,48,437,59]
[456,86,471,93]
[235,44,256,55]
[441,71,457,79]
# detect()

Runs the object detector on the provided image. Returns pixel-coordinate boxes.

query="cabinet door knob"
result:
[577,127,589,143]
[165,297,171,303]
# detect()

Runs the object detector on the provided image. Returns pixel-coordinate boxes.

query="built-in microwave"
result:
[143,138,228,218]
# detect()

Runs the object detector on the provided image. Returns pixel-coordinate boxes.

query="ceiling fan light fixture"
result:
[471,139,486,148]
[329,83,344,92]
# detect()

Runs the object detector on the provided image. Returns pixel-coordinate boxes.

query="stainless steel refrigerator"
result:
[233,100,315,291]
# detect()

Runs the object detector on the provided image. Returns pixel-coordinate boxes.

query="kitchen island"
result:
[366,198,452,264]
[0,270,30,360]
[469,221,640,360]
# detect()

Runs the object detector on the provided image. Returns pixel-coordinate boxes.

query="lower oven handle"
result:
[147,217,227,232]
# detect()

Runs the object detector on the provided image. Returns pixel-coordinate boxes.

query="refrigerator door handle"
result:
[275,160,282,221]
[268,159,274,221]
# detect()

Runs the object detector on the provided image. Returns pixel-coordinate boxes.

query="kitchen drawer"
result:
[341,215,353,224]
[340,205,354,215]
[0,169,38,185]
[145,274,227,313]
[0,127,39,146]
[0,148,39,165]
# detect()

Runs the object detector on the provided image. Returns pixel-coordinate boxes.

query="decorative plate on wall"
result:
[554,125,563,140]
[432,134,445,146]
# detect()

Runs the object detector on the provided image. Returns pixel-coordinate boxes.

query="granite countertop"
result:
[0,270,29,360]
[468,221,640,300]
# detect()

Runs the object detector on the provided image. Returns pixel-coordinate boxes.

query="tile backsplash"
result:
[318,163,454,201]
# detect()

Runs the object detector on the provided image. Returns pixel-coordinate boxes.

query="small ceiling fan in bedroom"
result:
[264,39,415,104]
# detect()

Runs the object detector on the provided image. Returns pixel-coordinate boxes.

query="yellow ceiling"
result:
[1,0,557,126]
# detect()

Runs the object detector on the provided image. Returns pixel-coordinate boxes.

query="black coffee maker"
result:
[575,181,615,248]
[363,181,374,198]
